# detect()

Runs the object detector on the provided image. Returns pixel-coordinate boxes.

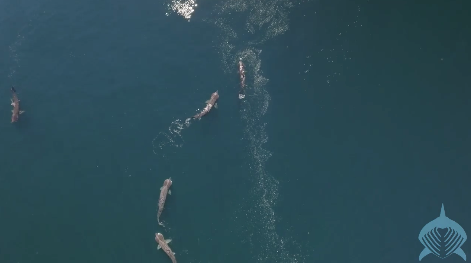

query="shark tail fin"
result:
[419,247,431,261]
[11,87,16,93]
[454,247,466,261]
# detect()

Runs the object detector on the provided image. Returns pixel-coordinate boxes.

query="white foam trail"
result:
[163,0,309,260]
[8,17,38,82]
[207,0,308,261]
[152,118,191,156]
[8,33,26,80]
[233,49,305,263]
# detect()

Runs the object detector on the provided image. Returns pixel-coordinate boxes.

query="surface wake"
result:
[151,118,191,157]
[165,0,308,261]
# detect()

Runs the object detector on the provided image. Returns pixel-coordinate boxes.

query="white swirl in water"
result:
[8,34,26,80]
[234,50,304,263]
[152,118,191,156]
[207,0,307,261]
[163,0,308,260]
[211,0,293,46]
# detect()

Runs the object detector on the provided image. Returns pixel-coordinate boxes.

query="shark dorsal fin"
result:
[440,203,446,218]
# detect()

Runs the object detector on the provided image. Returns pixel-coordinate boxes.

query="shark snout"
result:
[165,178,172,187]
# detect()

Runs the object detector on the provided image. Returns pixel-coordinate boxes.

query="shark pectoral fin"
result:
[168,190,171,195]
[214,103,218,109]
[165,239,172,244]
[157,245,161,250]
[160,187,162,190]
[173,252,176,255]
[454,248,466,261]
[205,100,210,104]
[19,111,25,114]
[419,247,431,261]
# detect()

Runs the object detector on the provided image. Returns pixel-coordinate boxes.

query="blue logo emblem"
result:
[418,204,467,261]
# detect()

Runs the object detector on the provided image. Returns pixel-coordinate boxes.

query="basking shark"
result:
[157,178,172,226]
[191,91,219,119]
[10,87,25,123]
[155,233,177,263]
[418,204,467,261]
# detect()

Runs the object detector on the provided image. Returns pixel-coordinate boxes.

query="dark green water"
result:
[0,0,470,262]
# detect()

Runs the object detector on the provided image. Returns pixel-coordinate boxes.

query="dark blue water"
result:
[0,0,470,262]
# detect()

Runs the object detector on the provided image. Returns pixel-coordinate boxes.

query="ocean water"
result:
[0,0,470,262]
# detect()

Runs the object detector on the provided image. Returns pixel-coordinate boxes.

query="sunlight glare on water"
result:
[166,0,198,21]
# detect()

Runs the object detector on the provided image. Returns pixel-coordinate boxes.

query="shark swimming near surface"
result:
[191,91,219,119]
[157,178,172,226]
[155,233,177,263]
[10,87,24,123]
